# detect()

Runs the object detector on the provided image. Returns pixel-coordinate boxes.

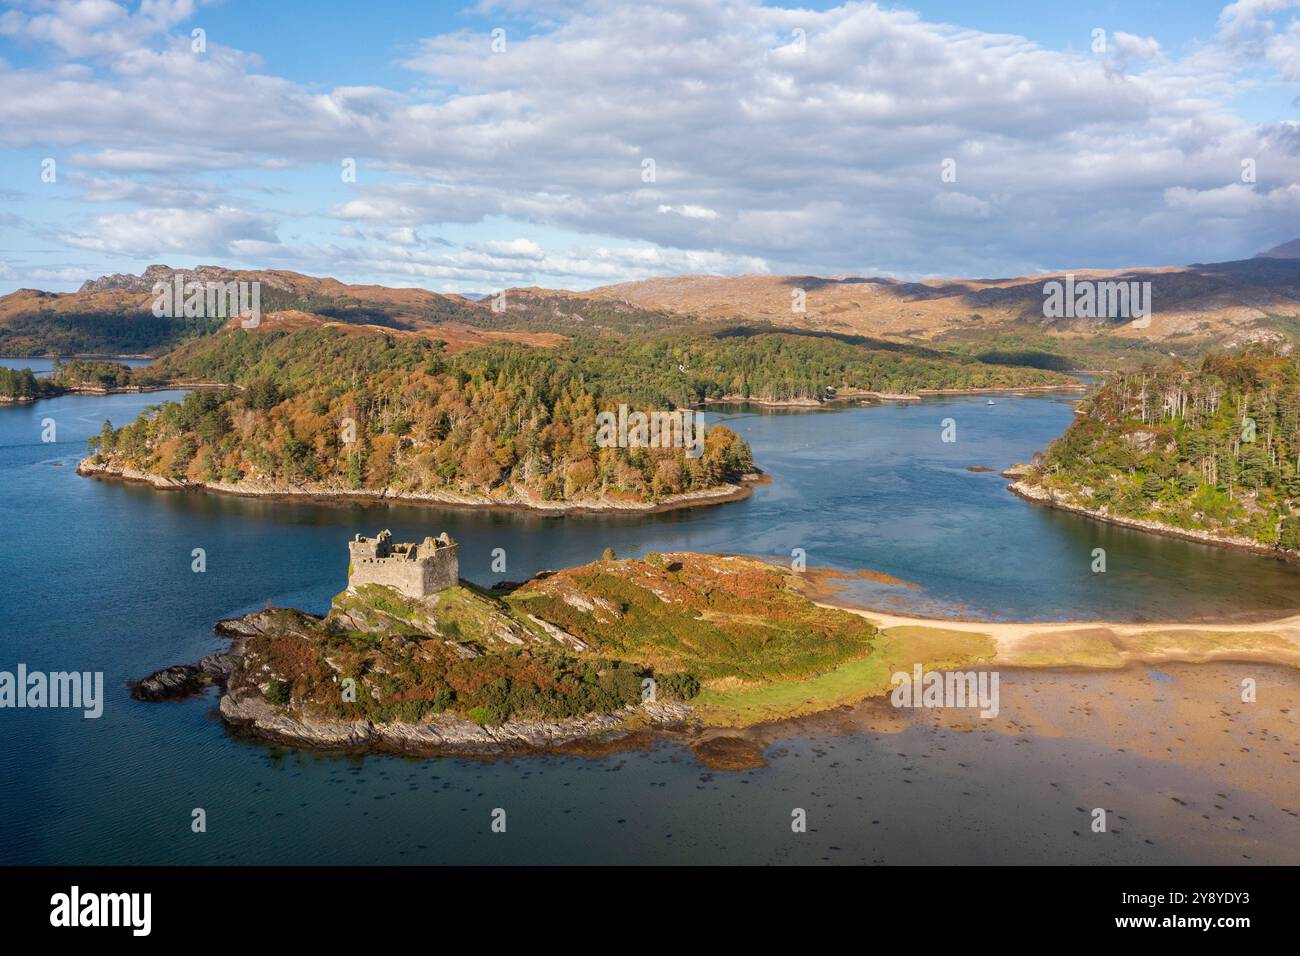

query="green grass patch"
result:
[693,622,996,726]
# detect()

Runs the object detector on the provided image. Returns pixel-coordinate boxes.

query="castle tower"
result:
[347,530,458,599]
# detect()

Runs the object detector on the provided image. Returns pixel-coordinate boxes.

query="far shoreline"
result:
[698,379,1089,409]
[0,381,231,403]
[77,458,768,516]
[1007,477,1300,566]
[4,366,1091,408]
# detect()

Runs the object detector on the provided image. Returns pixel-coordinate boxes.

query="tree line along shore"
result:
[69,323,1069,509]
[17,316,1300,559]
[1014,347,1300,559]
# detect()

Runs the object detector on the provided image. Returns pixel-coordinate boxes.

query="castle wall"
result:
[420,547,459,592]
[347,535,458,599]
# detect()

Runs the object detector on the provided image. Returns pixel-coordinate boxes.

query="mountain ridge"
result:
[5,245,1300,360]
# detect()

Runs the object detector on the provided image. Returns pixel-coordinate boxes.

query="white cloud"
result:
[1265,17,1300,79]
[930,192,992,219]
[658,204,720,220]
[1103,31,1162,77]
[2,0,1300,286]
[56,205,279,256]
[228,236,768,292]
[1164,182,1300,216]
[1218,0,1300,45]
[0,0,200,58]
[467,238,546,259]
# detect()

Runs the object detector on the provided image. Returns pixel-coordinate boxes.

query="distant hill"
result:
[0,282,220,357]
[7,248,1300,365]
[1257,239,1300,260]
[581,254,1300,349]
[470,286,711,337]
[0,264,698,357]
[0,264,494,357]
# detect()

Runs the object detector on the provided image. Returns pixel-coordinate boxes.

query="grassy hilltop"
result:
[233,553,869,728]
[226,553,993,732]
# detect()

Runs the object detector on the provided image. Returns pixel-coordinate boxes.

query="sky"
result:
[0,0,1297,296]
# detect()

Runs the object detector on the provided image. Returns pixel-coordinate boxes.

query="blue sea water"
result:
[1,386,1296,864]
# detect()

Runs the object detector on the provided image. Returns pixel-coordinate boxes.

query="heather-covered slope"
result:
[206,553,892,746]
[0,264,491,356]
[10,251,1300,363]
[583,254,1300,366]
[0,264,681,356]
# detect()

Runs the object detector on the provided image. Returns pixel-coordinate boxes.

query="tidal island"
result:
[131,530,1300,760]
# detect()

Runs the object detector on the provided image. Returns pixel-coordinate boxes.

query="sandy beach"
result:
[823,602,1300,667]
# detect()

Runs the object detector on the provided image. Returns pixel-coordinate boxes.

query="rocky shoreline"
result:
[62,380,233,395]
[1,380,230,404]
[133,609,696,757]
[218,686,694,756]
[700,381,1086,408]
[129,560,1300,763]
[1008,478,1299,561]
[77,458,763,515]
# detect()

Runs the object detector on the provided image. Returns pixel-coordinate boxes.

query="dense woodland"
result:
[87,325,1064,503]
[0,366,57,401]
[49,359,136,389]
[146,323,1070,403]
[1030,348,1300,551]
[0,359,138,400]
[90,329,754,502]
[0,309,225,357]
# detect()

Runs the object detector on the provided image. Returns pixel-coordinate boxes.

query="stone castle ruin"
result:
[347,530,459,599]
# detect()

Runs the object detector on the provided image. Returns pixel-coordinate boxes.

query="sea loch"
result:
[2,384,1297,864]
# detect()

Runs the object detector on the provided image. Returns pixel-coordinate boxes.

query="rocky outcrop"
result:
[134,604,695,756]
[218,688,692,756]
[77,459,186,488]
[78,457,760,515]
[130,665,205,701]
[526,614,588,651]
[78,264,175,295]
[129,653,238,701]
[77,264,294,295]
[214,609,286,638]
[198,652,238,681]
